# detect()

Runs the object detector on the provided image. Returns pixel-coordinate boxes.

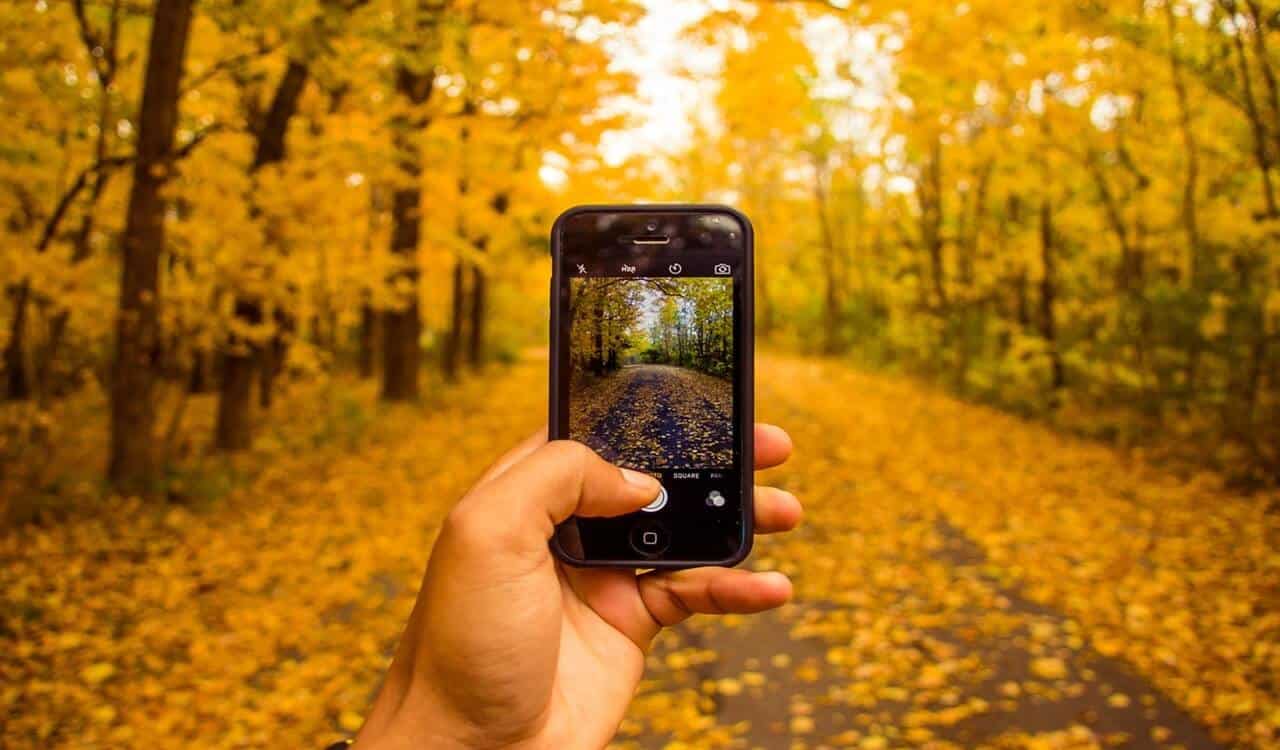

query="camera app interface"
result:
[568,277,733,471]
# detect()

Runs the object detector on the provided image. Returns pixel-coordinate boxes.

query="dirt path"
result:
[576,364,732,469]
[620,520,1222,750]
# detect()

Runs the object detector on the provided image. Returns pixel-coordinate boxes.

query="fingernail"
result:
[620,468,657,489]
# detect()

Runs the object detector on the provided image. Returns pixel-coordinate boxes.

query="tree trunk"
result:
[1167,1,1208,395]
[259,306,291,408]
[381,183,425,400]
[108,0,193,490]
[250,62,308,409]
[214,60,309,449]
[1228,9,1279,217]
[593,295,605,375]
[258,348,275,409]
[358,302,379,378]
[812,159,841,355]
[38,309,70,398]
[1166,1,1203,283]
[215,320,259,451]
[188,347,214,393]
[213,361,251,445]
[468,262,486,368]
[380,62,435,401]
[961,161,992,289]
[1039,200,1065,391]
[442,259,467,381]
[920,136,948,310]
[4,283,31,400]
[1244,0,1280,152]
[466,192,503,369]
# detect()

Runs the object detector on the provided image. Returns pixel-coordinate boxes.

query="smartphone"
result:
[549,205,754,568]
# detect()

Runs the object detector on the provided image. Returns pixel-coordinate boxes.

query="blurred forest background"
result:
[4,1,1280,747]
[3,0,1280,501]
[3,0,1280,510]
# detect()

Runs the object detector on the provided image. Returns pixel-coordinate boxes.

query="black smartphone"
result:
[549,205,754,568]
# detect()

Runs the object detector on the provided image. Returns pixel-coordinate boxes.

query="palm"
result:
[539,567,650,748]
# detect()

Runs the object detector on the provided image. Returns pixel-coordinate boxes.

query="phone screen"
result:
[568,276,734,469]
[552,208,751,565]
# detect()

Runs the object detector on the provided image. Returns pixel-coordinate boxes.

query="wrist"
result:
[352,669,478,750]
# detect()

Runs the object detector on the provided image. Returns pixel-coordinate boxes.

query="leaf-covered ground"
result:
[2,354,1278,749]
[572,364,733,469]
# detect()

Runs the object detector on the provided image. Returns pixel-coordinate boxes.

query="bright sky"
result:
[598,0,722,167]
[538,0,720,189]
[538,0,904,192]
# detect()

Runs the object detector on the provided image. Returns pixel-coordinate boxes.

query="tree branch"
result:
[180,45,279,97]
[34,154,132,253]
[29,122,224,254]
[173,122,228,160]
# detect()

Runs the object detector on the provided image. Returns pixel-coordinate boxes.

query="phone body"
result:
[549,204,754,568]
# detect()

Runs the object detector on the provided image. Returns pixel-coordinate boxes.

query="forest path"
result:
[3,353,1276,749]
[577,363,733,469]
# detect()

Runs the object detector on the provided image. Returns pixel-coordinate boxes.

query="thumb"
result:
[448,440,662,555]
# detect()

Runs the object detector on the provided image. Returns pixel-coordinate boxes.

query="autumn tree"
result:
[107,0,194,489]
[213,0,371,450]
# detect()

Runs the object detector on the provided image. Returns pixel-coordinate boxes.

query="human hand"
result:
[352,425,801,750]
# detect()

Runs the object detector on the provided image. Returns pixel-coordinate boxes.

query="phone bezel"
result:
[548,204,755,569]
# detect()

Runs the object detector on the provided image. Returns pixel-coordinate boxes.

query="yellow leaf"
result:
[81,663,116,686]
[338,710,364,732]
[1030,657,1068,681]
[90,704,117,724]
[715,678,742,696]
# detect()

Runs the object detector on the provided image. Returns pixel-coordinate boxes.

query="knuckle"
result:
[541,440,595,486]
[441,501,495,547]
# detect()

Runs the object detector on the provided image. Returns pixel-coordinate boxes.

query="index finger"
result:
[754,423,792,470]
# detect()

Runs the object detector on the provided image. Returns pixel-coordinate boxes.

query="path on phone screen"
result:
[3,353,1277,749]
[574,364,733,470]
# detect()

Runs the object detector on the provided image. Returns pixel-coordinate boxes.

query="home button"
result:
[629,520,671,557]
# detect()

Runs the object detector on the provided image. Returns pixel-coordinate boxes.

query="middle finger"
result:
[753,485,802,534]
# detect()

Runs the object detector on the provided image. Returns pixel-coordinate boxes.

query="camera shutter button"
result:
[640,485,668,512]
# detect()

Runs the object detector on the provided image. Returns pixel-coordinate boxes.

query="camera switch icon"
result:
[668,263,683,275]
[714,263,731,275]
